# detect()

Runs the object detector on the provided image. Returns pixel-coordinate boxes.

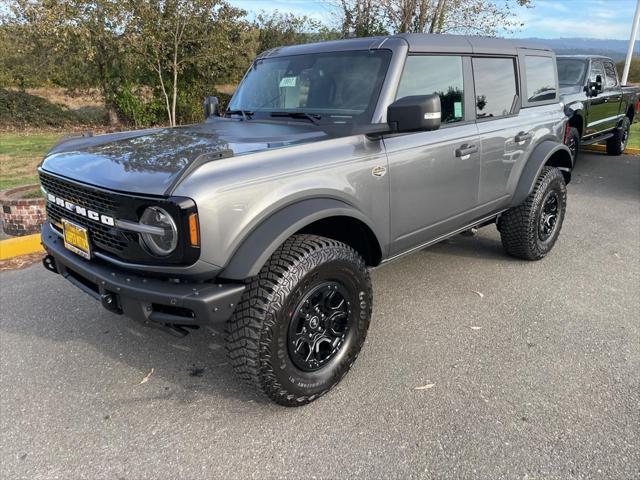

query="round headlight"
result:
[139,207,178,256]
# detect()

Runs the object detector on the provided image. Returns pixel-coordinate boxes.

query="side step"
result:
[581,132,614,146]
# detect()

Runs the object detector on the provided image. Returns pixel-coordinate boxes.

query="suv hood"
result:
[41,119,327,196]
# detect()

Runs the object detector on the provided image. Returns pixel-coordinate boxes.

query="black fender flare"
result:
[509,141,572,208]
[566,105,585,134]
[219,198,382,280]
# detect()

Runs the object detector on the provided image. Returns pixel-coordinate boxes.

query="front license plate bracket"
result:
[62,218,92,260]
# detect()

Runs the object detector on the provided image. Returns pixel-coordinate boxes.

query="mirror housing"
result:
[587,74,603,97]
[203,96,219,118]
[388,94,441,133]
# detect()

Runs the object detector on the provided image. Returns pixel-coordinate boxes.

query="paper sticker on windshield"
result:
[279,77,297,88]
[454,102,462,118]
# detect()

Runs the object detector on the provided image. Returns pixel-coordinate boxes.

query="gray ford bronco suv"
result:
[40,34,572,406]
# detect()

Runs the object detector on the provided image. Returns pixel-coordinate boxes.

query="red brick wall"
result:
[0,186,46,236]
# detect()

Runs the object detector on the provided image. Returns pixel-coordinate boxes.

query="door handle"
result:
[455,144,478,160]
[514,132,532,144]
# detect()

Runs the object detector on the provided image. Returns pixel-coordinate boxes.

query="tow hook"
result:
[101,292,122,314]
[42,255,58,274]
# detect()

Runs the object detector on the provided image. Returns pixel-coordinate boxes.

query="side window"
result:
[396,55,464,124]
[524,56,557,102]
[472,57,518,118]
[603,62,619,89]
[589,60,605,83]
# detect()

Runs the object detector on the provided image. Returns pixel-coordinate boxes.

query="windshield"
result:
[228,50,392,125]
[556,58,588,86]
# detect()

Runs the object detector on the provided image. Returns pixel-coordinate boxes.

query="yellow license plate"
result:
[62,219,91,259]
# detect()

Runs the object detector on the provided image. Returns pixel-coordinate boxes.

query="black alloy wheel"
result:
[288,282,352,371]
[538,191,560,241]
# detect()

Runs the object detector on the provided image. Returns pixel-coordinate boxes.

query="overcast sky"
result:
[229,0,638,40]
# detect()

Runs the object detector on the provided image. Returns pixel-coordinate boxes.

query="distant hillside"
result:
[522,38,639,62]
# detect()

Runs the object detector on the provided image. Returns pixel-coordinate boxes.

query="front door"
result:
[585,60,613,136]
[385,54,481,256]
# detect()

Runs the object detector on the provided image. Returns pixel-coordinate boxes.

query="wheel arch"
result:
[218,198,384,280]
[509,141,572,208]
[568,110,584,137]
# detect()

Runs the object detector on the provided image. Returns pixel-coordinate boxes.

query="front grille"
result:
[40,172,131,254]
[46,202,130,251]
[39,170,199,266]
[40,173,119,212]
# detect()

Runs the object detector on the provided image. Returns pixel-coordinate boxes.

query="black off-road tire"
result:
[498,166,567,260]
[225,234,373,407]
[567,126,580,163]
[606,117,630,156]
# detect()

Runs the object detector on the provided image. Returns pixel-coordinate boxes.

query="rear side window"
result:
[472,57,517,119]
[603,62,619,88]
[396,55,464,124]
[525,56,556,102]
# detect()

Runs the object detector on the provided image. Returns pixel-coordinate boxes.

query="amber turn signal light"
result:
[188,213,199,247]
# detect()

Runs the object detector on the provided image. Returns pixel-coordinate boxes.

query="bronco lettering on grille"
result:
[46,193,115,226]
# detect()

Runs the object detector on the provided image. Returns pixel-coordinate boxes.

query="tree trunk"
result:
[107,108,119,126]
[171,39,178,127]
[156,59,173,127]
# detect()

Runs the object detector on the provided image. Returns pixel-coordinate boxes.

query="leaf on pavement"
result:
[414,383,435,390]
[139,368,154,384]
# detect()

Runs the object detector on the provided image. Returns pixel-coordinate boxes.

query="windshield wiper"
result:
[225,109,254,121]
[270,111,322,125]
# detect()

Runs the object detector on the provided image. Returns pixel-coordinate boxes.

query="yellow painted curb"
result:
[583,144,640,155]
[0,233,44,260]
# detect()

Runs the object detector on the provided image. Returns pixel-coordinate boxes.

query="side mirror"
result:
[587,75,603,97]
[388,94,441,133]
[203,96,219,118]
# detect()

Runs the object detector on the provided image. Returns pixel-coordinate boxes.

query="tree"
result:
[5,0,130,124]
[127,0,257,126]
[331,0,389,38]
[253,10,324,53]
[332,0,531,37]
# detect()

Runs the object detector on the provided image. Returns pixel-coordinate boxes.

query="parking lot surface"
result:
[1,152,639,479]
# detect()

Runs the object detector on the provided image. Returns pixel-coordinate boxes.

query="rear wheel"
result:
[606,117,630,156]
[498,166,567,260]
[225,234,372,406]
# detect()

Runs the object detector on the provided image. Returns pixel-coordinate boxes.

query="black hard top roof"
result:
[257,33,553,59]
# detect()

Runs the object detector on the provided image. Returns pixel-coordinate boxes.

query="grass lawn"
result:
[628,122,640,150]
[0,133,61,190]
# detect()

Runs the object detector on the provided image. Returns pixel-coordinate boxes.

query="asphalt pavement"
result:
[1,152,638,479]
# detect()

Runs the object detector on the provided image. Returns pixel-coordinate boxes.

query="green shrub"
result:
[0,88,89,128]
[616,57,640,84]
[114,87,164,127]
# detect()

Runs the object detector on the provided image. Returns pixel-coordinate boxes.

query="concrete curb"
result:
[0,233,44,260]
[583,144,640,155]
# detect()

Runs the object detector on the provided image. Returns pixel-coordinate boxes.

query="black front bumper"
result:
[41,222,245,336]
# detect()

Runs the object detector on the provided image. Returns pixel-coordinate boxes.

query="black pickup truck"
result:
[557,55,639,159]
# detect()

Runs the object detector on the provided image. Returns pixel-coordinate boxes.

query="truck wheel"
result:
[498,166,567,261]
[606,117,630,156]
[567,127,580,163]
[225,234,372,406]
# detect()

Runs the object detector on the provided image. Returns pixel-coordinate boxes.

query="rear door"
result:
[474,56,528,208]
[475,53,560,209]
[385,54,481,255]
